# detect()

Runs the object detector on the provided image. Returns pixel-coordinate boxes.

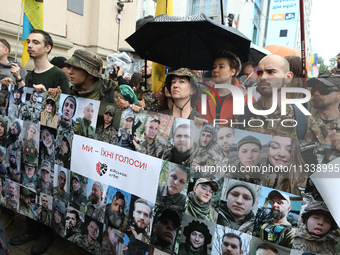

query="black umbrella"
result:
[248,43,271,64]
[126,13,251,70]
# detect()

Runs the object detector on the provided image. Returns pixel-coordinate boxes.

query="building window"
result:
[189,0,227,18]
[67,0,84,15]
[280,29,288,37]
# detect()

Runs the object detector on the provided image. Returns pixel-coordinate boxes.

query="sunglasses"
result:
[311,86,340,95]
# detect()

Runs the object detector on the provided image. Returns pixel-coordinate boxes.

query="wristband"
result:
[16,78,23,82]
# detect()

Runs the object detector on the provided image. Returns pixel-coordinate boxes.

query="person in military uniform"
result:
[69,175,87,211]
[304,73,340,144]
[213,127,234,171]
[0,116,7,147]
[65,210,83,246]
[20,91,41,123]
[259,190,295,248]
[8,85,24,119]
[94,104,118,145]
[35,194,52,227]
[39,128,55,165]
[6,153,20,182]
[156,165,189,213]
[19,187,35,218]
[57,95,77,138]
[40,96,58,128]
[21,124,38,157]
[53,170,69,204]
[75,103,95,138]
[82,220,101,255]
[36,160,53,195]
[20,155,38,190]
[6,121,22,176]
[105,190,126,231]
[101,226,124,255]
[52,198,66,237]
[86,181,105,223]
[117,112,139,151]
[191,125,216,172]
[162,123,194,167]
[136,115,163,158]
[0,84,10,116]
[54,136,71,169]
[3,181,18,212]
[293,201,339,254]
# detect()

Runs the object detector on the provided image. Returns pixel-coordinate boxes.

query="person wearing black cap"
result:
[50,56,71,83]
[8,85,24,118]
[331,52,340,75]
[151,208,181,255]
[21,154,38,190]
[19,187,35,218]
[217,180,257,234]
[304,73,340,144]
[185,178,219,222]
[178,220,212,255]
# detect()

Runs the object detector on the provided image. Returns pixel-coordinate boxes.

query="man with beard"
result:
[82,220,101,255]
[136,115,163,158]
[19,187,34,218]
[36,160,53,195]
[21,124,38,157]
[35,194,52,226]
[221,233,243,255]
[7,153,20,182]
[94,105,118,144]
[331,52,340,74]
[8,86,24,118]
[304,73,340,143]
[191,125,216,172]
[20,91,41,123]
[3,181,18,212]
[57,95,77,138]
[126,198,152,244]
[213,127,234,168]
[75,103,95,138]
[259,190,295,248]
[86,181,105,222]
[163,123,193,167]
[53,170,69,204]
[105,190,126,231]
[65,210,83,245]
[69,175,86,211]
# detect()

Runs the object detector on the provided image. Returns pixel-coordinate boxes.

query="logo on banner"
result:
[272,14,284,20]
[96,162,108,176]
[285,13,295,20]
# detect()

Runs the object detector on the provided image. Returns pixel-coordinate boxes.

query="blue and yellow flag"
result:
[152,0,173,92]
[21,0,44,66]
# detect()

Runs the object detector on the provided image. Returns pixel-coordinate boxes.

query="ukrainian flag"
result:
[152,0,173,92]
[21,0,44,66]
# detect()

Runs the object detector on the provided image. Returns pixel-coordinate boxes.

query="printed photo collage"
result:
[0,84,338,255]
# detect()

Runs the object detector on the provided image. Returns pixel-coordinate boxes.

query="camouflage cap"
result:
[65,49,103,78]
[71,175,80,183]
[307,73,340,89]
[40,160,51,173]
[124,112,134,120]
[165,68,199,93]
[195,178,219,192]
[104,105,115,116]
[53,198,66,214]
[302,201,338,230]
[21,187,33,196]
[24,154,37,167]
[267,190,290,205]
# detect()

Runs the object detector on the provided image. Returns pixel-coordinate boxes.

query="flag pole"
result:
[14,1,25,62]
[299,0,307,87]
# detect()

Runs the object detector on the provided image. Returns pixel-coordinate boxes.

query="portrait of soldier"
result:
[191,125,216,171]
[82,218,102,255]
[8,85,24,119]
[35,194,52,227]
[53,169,69,204]
[258,190,295,248]
[255,243,278,255]
[0,84,10,116]
[75,103,95,138]
[85,181,106,223]
[20,90,41,123]
[65,209,83,246]
[151,208,181,255]
[162,123,194,167]
[19,187,35,218]
[213,126,234,168]
[36,160,53,195]
[40,95,58,128]
[156,164,189,213]
[57,95,77,138]
[221,233,244,255]
[101,226,124,255]
[21,124,39,157]
[54,135,71,170]
[20,154,38,190]
[94,104,118,144]
[6,120,22,171]
[7,152,20,182]
[52,198,66,237]
[178,220,212,255]
[3,181,19,212]
[136,115,164,158]
[105,190,126,231]
[117,112,140,151]
[217,180,257,234]
[69,175,87,211]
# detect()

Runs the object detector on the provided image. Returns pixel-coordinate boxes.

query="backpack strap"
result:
[293,104,307,140]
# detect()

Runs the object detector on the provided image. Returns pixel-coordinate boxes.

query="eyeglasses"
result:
[311,86,340,95]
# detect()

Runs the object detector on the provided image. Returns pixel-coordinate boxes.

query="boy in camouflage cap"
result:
[94,104,118,144]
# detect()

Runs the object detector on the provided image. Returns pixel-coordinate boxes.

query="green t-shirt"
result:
[25,66,70,94]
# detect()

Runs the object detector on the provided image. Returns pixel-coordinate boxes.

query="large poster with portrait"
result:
[0,85,339,255]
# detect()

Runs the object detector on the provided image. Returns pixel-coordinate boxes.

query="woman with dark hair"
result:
[55,136,71,169]
[39,128,55,164]
[285,55,304,99]
[178,220,212,255]
[57,95,77,137]
[41,97,58,128]
[0,116,7,147]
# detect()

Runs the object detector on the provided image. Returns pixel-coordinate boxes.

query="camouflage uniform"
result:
[19,203,34,218]
[37,178,53,195]
[53,221,65,237]
[138,134,163,158]
[7,164,20,182]
[135,82,156,110]
[260,220,296,248]
[21,138,38,157]
[8,101,24,119]
[21,176,38,190]
[85,201,105,223]
[162,146,193,167]
[82,235,101,255]
[75,117,95,138]
[53,187,69,204]
[241,101,298,139]
[118,127,135,150]
[213,150,229,168]
[4,196,18,211]
[95,124,118,144]
[304,111,340,143]
[156,185,186,213]
[35,206,52,226]
[126,224,150,244]
[57,115,75,138]
[67,225,83,246]
[69,191,87,211]
[20,97,41,123]
[0,89,10,115]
